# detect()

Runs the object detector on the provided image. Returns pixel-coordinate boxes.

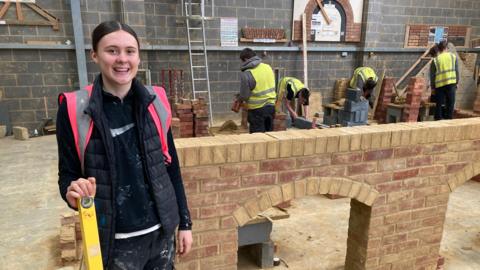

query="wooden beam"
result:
[315,0,331,25]
[25,3,59,30]
[15,1,23,22]
[0,1,10,19]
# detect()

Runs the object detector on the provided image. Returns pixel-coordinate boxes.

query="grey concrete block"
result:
[346,88,362,102]
[344,100,369,112]
[293,117,313,129]
[13,126,29,140]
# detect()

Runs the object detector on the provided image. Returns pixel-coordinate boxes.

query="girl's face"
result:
[91,30,140,91]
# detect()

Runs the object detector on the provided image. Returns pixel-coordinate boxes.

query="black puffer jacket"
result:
[57,76,190,267]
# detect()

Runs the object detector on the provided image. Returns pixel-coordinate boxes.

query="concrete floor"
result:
[239,183,480,270]
[0,135,479,270]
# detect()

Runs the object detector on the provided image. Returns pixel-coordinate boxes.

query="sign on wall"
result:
[220,17,238,47]
[292,0,364,42]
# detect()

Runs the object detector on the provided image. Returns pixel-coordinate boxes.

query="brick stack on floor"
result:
[374,78,395,123]
[172,98,210,138]
[173,100,194,138]
[60,212,82,266]
[334,78,349,100]
[192,98,209,137]
[273,112,287,131]
[402,77,424,122]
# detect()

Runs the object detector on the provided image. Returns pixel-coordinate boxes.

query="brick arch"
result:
[447,161,480,192]
[232,177,379,227]
[295,0,360,42]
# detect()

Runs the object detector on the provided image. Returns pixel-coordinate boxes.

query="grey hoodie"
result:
[238,56,262,102]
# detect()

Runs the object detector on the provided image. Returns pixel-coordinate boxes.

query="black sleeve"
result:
[166,128,192,230]
[56,99,83,210]
[286,84,294,101]
[430,61,436,89]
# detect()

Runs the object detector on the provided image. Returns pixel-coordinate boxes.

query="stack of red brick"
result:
[273,112,287,131]
[173,101,194,138]
[192,98,209,137]
[60,212,82,266]
[171,98,210,138]
[374,78,395,123]
[402,77,424,122]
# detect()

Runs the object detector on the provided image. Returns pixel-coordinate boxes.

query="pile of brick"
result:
[172,100,194,138]
[402,77,424,122]
[60,212,82,265]
[374,78,395,123]
[334,78,349,100]
[192,98,209,137]
[171,98,210,138]
[273,112,287,131]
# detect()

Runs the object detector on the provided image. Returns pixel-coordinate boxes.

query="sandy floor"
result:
[0,135,479,270]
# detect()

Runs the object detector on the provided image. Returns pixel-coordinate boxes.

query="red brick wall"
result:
[293,0,361,42]
[174,119,480,269]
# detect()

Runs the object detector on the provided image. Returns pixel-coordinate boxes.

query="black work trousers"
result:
[434,84,456,120]
[247,105,275,133]
[109,229,175,270]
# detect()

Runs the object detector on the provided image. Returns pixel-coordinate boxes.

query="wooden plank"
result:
[25,3,59,30]
[315,0,331,25]
[302,13,308,88]
[15,1,23,22]
[0,1,10,19]
[369,70,385,120]
[395,44,434,89]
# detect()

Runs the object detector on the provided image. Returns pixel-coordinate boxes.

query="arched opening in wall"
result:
[237,195,351,269]
[439,179,480,269]
[310,1,346,42]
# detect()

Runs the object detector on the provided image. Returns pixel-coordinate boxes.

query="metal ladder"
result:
[184,0,213,126]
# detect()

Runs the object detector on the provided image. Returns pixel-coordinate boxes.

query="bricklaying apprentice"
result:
[237,48,277,133]
[275,76,316,129]
[56,21,192,269]
[349,67,378,108]
[430,40,459,120]
[275,77,310,119]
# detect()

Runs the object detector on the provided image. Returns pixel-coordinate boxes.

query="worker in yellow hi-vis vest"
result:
[236,48,277,133]
[349,66,378,108]
[430,40,459,120]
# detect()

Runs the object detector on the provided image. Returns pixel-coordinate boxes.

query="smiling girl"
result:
[56,21,192,269]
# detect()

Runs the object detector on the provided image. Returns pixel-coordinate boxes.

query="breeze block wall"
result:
[173,118,480,270]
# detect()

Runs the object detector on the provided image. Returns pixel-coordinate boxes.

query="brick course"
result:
[174,119,480,270]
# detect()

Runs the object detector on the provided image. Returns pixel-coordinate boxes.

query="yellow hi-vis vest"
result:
[278,77,305,99]
[349,67,378,89]
[247,63,276,110]
[433,52,457,88]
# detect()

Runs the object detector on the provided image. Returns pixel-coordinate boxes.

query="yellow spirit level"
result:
[78,196,103,270]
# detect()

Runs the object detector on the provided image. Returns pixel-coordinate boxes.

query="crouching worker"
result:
[349,67,378,108]
[275,76,317,129]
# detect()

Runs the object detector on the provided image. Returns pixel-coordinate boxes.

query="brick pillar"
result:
[402,77,424,122]
[345,199,372,270]
[374,78,395,124]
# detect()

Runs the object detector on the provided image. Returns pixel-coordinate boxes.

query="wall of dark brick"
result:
[0,0,479,130]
